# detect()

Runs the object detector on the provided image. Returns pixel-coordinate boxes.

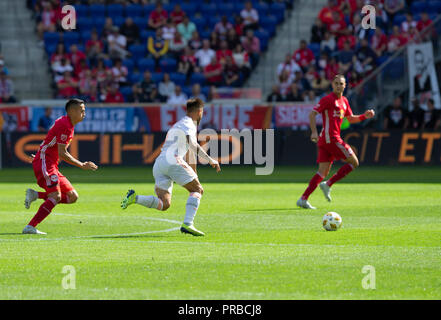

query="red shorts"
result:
[317,140,354,163]
[33,159,74,194]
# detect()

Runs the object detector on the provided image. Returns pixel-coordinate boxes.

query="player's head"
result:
[65,98,86,125]
[332,74,346,95]
[186,98,204,125]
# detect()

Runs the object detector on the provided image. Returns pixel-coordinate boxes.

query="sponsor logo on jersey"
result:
[61,134,67,141]
[50,174,59,183]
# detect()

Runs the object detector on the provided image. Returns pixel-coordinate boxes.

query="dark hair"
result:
[65,98,84,112]
[333,74,346,81]
[186,98,204,113]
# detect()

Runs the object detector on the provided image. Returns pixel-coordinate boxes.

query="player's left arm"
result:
[346,108,375,124]
[187,135,221,173]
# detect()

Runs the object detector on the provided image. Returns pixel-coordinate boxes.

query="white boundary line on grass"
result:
[0,213,181,242]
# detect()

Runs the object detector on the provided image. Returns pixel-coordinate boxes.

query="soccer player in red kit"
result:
[23,99,98,234]
[297,74,375,209]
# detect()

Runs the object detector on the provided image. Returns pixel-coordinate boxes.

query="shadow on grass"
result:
[0,233,23,235]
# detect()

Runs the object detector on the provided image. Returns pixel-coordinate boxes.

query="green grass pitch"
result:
[0,166,440,299]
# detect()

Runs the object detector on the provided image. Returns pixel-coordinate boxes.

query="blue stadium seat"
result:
[89,4,106,17]
[254,30,269,51]
[77,17,93,31]
[120,86,133,101]
[383,57,405,80]
[81,31,91,43]
[182,86,192,97]
[428,0,441,13]
[151,72,164,83]
[199,30,210,40]
[411,1,428,14]
[192,16,206,31]
[234,3,245,12]
[103,58,113,68]
[201,86,210,99]
[140,30,156,43]
[181,3,197,17]
[129,72,142,84]
[63,32,80,48]
[190,73,206,85]
[137,58,155,72]
[207,17,220,30]
[308,43,321,59]
[143,4,155,17]
[133,16,147,30]
[129,44,146,60]
[107,4,124,18]
[270,2,286,23]
[112,16,125,27]
[45,44,57,56]
[200,3,217,17]
[125,4,143,18]
[393,14,406,26]
[43,32,60,47]
[376,55,388,66]
[163,3,174,12]
[160,58,178,73]
[254,2,269,17]
[122,58,135,74]
[218,3,235,17]
[74,4,89,17]
[170,72,186,86]
[93,17,106,33]
[260,15,277,37]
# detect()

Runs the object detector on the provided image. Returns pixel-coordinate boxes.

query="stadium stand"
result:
[30,0,293,102]
[0,49,17,103]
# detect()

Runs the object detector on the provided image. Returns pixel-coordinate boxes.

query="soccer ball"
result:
[322,212,342,231]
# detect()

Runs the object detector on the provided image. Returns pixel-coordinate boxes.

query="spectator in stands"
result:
[241,1,259,33]
[120,17,140,47]
[68,44,87,73]
[112,58,129,87]
[36,1,57,44]
[351,14,369,41]
[388,25,408,53]
[167,85,187,105]
[311,70,331,95]
[132,71,157,103]
[401,12,417,33]
[52,57,74,83]
[178,46,198,79]
[305,65,319,85]
[104,83,125,103]
[170,3,185,26]
[56,71,78,99]
[162,18,177,41]
[209,31,221,51]
[0,71,16,103]
[293,70,312,93]
[102,17,116,40]
[50,43,69,69]
[328,10,349,38]
[169,31,187,60]
[320,31,336,54]
[204,57,224,86]
[325,56,339,80]
[277,53,302,79]
[191,83,207,102]
[216,40,233,67]
[78,70,98,102]
[348,70,362,89]
[75,59,90,79]
[267,85,283,103]
[383,96,408,129]
[384,0,405,29]
[353,38,377,76]
[371,28,388,58]
[277,69,293,96]
[423,99,441,130]
[318,0,342,25]
[233,15,245,37]
[158,73,176,100]
[303,90,320,104]
[337,40,354,75]
[311,18,327,43]
[223,56,241,87]
[336,32,356,51]
[149,87,164,103]
[232,43,251,80]
[408,98,425,129]
[148,1,168,30]
[215,16,234,41]
[417,12,435,42]
[187,32,201,52]
[177,15,196,42]
[408,26,422,44]
[38,108,53,132]
[241,29,260,68]
[195,39,216,69]
[92,59,112,91]
[107,26,129,60]
[285,83,303,102]
[226,29,240,51]
[86,30,107,68]
[147,28,169,70]
[293,40,315,72]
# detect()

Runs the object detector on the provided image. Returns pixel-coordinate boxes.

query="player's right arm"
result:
[57,144,98,171]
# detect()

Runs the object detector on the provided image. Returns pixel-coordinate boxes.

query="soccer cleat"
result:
[180,223,205,236]
[319,181,332,202]
[24,188,38,209]
[22,225,47,235]
[296,198,316,209]
[121,189,136,209]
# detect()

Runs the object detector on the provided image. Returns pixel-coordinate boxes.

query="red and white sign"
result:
[275,105,323,128]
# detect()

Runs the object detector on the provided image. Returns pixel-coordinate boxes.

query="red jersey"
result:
[313,92,353,145]
[293,48,315,67]
[35,116,75,165]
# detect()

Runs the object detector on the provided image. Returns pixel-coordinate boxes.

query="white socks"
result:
[184,192,202,226]
[136,195,163,211]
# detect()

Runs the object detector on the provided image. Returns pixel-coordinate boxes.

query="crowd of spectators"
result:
[31,0,291,102]
[269,0,439,104]
[0,45,17,104]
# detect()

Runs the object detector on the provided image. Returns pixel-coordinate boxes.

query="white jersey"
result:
[158,116,197,160]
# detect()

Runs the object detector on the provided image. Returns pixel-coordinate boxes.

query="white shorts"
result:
[153,155,198,194]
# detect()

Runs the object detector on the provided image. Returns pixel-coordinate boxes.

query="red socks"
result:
[327,163,354,187]
[28,198,57,227]
[302,173,324,200]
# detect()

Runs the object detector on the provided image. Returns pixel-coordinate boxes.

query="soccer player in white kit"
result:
[120,98,221,236]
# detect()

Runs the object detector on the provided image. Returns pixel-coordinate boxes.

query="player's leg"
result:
[324,142,358,188]
[58,174,78,204]
[180,178,205,236]
[23,189,61,235]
